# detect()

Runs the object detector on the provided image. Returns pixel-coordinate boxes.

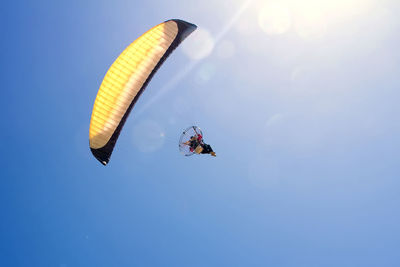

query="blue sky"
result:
[1,0,400,266]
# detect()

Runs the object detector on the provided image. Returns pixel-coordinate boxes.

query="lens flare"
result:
[181,28,215,60]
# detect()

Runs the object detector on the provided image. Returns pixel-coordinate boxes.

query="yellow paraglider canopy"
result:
[89,19,197,165]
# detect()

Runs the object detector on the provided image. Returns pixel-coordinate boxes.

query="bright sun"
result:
[257,0,374,39]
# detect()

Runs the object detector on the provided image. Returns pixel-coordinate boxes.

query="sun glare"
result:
[256,0,375,39]
[258,2,292,35]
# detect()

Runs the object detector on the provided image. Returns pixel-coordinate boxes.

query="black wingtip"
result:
[90,147,110,166]
[166,19,197,41]
[167,19,197,28]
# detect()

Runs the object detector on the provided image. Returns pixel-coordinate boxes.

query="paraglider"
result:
[179,126,216,157]
[89,19,197,165]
